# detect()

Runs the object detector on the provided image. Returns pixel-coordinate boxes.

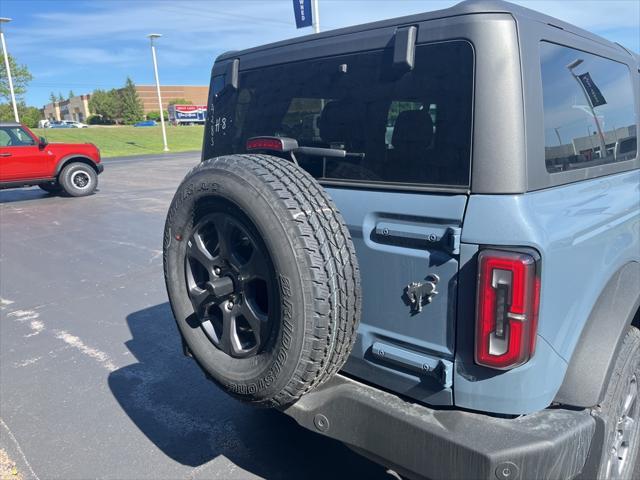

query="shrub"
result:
[87,114,114,125]
[146,110,169,122]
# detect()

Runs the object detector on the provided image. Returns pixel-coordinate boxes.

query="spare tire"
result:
[163,154,361,407]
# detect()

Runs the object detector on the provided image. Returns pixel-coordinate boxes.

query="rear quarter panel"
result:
[457,170,640,414]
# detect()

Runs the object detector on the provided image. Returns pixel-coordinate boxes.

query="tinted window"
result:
[207,41,474,188]
[211,74,225,96]
[540,42,637,173]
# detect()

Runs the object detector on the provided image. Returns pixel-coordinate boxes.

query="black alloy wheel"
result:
[185,208,275,358]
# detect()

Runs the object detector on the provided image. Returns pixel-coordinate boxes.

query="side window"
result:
[211,74,225,97]
[540,42,637,173]
[0,129,11,147]
[0,127,36,147]
[14,128,35,146]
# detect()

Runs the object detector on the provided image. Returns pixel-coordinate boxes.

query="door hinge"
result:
[446,226,462,255]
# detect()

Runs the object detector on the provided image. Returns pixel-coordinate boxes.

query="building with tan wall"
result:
[136,85,209,113]
[42,85,208,122]
[43,94,91,122]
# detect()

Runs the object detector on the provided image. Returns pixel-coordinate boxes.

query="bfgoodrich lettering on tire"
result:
[163,154,361,407]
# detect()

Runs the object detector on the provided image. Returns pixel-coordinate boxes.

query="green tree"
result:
[0,102,43,128]
[49,92,57,104]
[57,92,64,102]
[117,77,144,124]
[0,53,33,102]
[89,89,119,122]
[19,105,43,128]
[168,98,192,106]
[68,90,75,99]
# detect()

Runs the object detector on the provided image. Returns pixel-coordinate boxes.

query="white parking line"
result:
[53,330,118,372]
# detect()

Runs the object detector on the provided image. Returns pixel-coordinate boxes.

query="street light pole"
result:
[147,33,169,152]
[0,17,19,123]
[312,0,320,33]
[566,58,607,158]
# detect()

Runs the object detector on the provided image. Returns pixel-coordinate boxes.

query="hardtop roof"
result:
[217,0,634,63]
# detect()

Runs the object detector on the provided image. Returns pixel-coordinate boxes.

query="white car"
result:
[61,120,89,128]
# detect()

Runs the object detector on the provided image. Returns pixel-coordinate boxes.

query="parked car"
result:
[61,120,89,128]
[162,1,640,479]
[134,120,157,127]
[0,122,103,196]
[47,121,74,129]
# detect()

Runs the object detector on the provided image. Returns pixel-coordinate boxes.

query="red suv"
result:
[0,122,103,197]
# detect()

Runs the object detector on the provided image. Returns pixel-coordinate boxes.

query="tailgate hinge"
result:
[446,226,462,255]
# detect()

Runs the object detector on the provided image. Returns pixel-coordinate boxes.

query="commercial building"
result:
[43,94,91,122]
[136,85,208,113]
[42,85,209,121]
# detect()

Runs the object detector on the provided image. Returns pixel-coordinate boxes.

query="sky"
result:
[0,0,638,108]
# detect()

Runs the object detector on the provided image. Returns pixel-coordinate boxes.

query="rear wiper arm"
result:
[246,136,365,160]
[295,146,365,159]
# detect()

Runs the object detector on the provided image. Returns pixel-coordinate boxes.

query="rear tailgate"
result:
[329,188,466,405]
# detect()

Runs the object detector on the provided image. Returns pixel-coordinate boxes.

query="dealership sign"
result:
[169,104,207,123]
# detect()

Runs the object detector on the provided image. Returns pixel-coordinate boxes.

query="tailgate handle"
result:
[374,221,461,254]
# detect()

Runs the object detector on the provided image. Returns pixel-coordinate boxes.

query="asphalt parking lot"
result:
[0,152,393,480]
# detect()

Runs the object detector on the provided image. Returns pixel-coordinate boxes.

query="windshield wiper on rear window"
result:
[295,146,365,159]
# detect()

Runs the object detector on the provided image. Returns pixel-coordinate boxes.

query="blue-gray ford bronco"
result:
[163,1,640,478]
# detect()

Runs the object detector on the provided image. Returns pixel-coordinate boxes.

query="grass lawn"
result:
[32,125,204,158]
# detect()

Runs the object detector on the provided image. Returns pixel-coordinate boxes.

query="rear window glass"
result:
[206,41,474,188]
[540,42,638,173]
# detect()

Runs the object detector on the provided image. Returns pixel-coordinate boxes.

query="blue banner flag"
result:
[577,72,607,107]
[293,0,313,29]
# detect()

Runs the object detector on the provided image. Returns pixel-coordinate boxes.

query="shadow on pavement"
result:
[0,187,50,204]
[109,303,391,479]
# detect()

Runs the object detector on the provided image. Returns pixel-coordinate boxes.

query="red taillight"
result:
[246,137,284,151]
[475,249,540,370]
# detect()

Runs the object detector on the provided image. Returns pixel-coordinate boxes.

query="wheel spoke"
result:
[219,304,243,356]
[187,232,214,268]
[622,378,637,418]
[212,214,234,260]
[200,317,219,344]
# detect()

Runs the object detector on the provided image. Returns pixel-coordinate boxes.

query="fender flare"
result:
[54,155,99,176]
[555,261,640,407]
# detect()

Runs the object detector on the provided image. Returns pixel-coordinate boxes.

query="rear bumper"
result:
[283,374,595,480]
